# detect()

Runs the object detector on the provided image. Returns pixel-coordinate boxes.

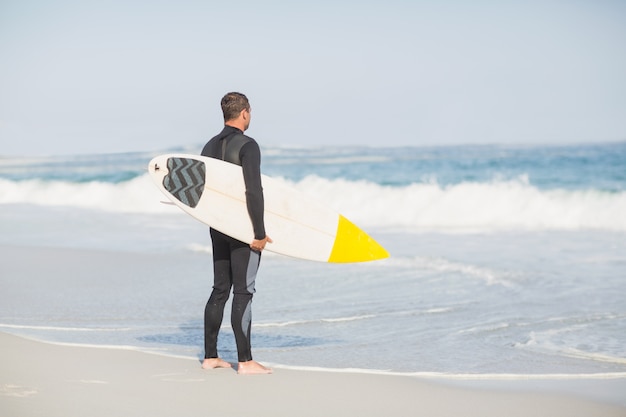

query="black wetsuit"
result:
[201,126,265,363]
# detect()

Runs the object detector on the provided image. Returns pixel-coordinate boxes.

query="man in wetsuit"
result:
[200,92,273,375]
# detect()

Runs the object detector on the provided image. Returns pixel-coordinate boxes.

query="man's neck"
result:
[225,121,245,132]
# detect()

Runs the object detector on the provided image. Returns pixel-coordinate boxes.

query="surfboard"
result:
[148,154,389,263]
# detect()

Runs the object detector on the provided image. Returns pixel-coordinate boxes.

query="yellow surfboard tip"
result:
[328,215,390,263]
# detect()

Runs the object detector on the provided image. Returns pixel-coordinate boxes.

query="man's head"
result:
[221,92,251,131]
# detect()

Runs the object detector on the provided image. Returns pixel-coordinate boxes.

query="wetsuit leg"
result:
[204,229,261,362]
[230,244,260,363]
[204,228,232,359]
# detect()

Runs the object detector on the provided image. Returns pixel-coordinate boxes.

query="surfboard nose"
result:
[328,215,390,263]
[149,156,169,175]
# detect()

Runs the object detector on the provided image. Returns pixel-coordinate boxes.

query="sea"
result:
[1,142,625,382]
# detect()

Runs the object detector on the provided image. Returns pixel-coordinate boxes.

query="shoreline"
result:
[1,332,624,417]
[6,329,626,381]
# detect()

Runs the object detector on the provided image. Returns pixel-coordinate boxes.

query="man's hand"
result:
[251,235,273,252]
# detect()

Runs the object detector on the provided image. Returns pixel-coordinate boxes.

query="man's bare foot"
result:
[201,358,232,369]
[237,360,273,375]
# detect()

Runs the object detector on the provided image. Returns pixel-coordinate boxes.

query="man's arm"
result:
[239,140,268,242]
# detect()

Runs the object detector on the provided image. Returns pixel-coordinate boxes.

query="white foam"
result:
[0,323,133,332]
[0,175,170,213]
[560,348,626,366]
[515,318,626,366]
[269,175,626,232]
[386,255,517,287]
[254,314,376,328]
[1,174,626,231]
[265,363,626,380]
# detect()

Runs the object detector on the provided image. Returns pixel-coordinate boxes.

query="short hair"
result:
[221,92,250,122]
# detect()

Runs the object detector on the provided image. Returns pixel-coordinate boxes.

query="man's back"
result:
[201,125,266,241]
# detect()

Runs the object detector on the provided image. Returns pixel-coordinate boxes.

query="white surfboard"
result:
[148,154,389,263]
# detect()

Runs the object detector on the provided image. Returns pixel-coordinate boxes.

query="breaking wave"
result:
[1,174,625,231]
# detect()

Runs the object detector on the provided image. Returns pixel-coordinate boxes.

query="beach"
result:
[2,242,625,416]
[2,332,625,417]
[2,144,626,415]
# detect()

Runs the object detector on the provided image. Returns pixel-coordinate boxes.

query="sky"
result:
[1,0,625,156]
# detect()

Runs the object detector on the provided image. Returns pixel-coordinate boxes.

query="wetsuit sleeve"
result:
[239,140,266,240]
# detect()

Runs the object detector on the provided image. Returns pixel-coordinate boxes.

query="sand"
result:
[1,332,624,417]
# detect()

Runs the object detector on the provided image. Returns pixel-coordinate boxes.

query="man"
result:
[200,92,273,375]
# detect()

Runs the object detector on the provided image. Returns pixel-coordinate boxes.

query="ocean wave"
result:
[513,312,626,366]
[1,174,625,231]
[289,175,626,231]
[559,348,626,365]
[517,332,626,367]
[401,256,518,287]
[0,175,170,214]
[253,315,376,329]
[263,363,626,380]
[253,309,457,329]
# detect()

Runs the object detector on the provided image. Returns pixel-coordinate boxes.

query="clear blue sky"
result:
[1,0,625,156]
